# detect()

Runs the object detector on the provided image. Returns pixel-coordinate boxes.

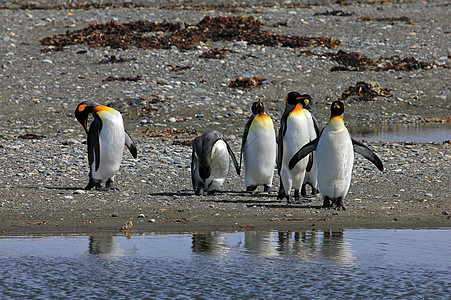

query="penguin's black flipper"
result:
[240,115,255,171]
[312,114,321,136]
[191,138,201,191]
[192,135,211,181]
[88,118,102,172]
[225,138,240,176]
[306,153,313,172]
[125,131,137,158]
[288,137,319,170]
[352,138,384,172]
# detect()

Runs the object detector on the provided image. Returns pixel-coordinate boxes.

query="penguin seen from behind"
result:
[191,130,240,195]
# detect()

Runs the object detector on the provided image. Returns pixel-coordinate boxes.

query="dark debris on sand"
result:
[300,50,441,72]
[228,76,267,90]
[340,81,392,102]
[40,16,342,52]
[199,48,239,59]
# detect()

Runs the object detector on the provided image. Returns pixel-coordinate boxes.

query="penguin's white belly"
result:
[205,140,230,192]
[244,126,276,186]
[92,114,125,182]
[316,130,354,199]
[282,116,310,189]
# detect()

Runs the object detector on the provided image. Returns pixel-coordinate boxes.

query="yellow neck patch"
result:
[253,113,273,128]
[328,116,345,131]
[93,105,114,113]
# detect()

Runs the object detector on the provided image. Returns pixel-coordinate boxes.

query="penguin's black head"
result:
[299,94,312,109]
[330,101,345,117]
[286,92,311,106]
[75,101,99,133]
[251,101,265,114]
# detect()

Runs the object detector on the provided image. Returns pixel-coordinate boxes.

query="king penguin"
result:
[75,101,137,190]
[289,101,384,210]
[191,130,240,195]
[240,100,277,192]
[277,92,311,203]
[299,95,320,197]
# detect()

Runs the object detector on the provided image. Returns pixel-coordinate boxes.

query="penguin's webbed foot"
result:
[105,179,119,191]
[263,185,271,193]
[334,198,346,211]
[246,185,258,193]
[194,188,204,196]
[85,178,102,190]
[277,189,286,200]
[301,184,307,197]
[322,197,332,210]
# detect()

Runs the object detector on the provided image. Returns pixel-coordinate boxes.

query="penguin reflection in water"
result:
[191,130,240,195]
[240,101,277,193]
[75,101,137,190]
[289,101,384,210]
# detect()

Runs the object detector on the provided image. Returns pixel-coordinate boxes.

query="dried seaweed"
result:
[1,2,149,10]
[18,133,46,139]
[314,10,353,16]
[40,16,341,52]
[301,50,438,72]
[143,128,197,138]
[340,81,392,102]
[199,48,239,59]
[228,77,267,90]
[98,55,136,64]
[357,16,415,24]
[103,75,142,82]
[168,65,194,73]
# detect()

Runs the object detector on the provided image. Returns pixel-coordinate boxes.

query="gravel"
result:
[0,0,449,233]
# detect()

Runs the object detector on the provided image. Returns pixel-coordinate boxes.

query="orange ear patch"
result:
[78,104,89,112]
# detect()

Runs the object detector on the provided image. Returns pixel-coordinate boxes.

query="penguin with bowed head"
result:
[289,100,383,210]
[75,101,137,190]
[191,130,240,195]
[240,100,277,192]
[277,92,312,203]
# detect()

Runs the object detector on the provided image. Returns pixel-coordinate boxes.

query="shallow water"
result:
[0,229,449,299]
[352,123,450,143]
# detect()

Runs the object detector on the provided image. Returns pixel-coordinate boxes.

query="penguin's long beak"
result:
[75,104,91,134]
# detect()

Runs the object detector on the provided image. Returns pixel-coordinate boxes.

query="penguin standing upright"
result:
[289,101,384,210]
[299,95,320,197]
[277,92,311,203]
[191,130,240,195]
[75,101,137,190]
[240,100,277,192]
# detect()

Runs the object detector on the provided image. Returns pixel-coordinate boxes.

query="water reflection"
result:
[0,229,449,299]
[187,230,355,266]
[191,232,230,255]
[89,234,123,257]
